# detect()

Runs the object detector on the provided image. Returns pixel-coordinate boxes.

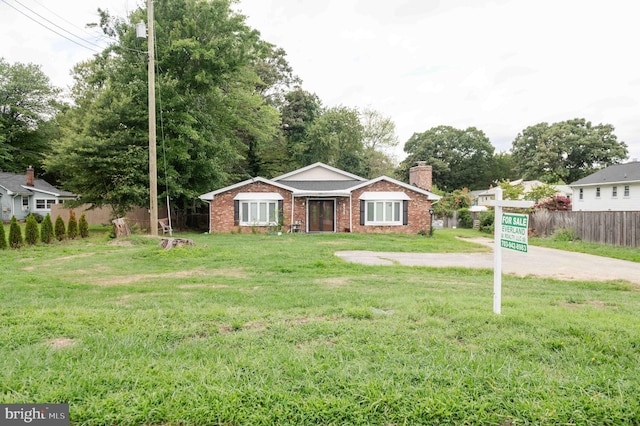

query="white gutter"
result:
[290,193,295,232]
[349,193,352,232]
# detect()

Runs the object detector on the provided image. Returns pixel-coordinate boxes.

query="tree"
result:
[304,106,365,175]
[67,210,78,239]
[46,0,289,217]
[0,58,62,174]
[8,216,23,248]
[40,213,54,244]
[398,126,495,191]
[432,188,472,218]
[511,118,628,183]
[525,184,559,202]
[360,108,398,178]
[497,180,524,200]
[281,88,322,170]
[25,213,39,245]
[79,214,89,238]
[54,216,66,241]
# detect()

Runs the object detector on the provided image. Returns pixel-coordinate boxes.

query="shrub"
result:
[25,214,39,245]
[478,210,494,234]
[9,216,23,248]
[31,212,44,223]
[553,227,579,242]
[67,211,78,239]
[457,208,473,228]
[0,221,6,249]
[534,195,572,211]
[79,214,89,238]
[55,216,66,241]
[41,213,54,244]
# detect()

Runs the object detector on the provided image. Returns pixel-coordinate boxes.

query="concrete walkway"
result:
[335,238,640,284]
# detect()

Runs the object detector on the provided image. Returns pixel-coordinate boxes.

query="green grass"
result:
[529,236,640,263]
[1,228,639,425]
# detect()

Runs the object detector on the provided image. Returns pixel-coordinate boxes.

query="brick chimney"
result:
[409,161,432,191]
[26,166,35,187]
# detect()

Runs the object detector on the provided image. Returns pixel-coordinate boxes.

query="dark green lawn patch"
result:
[1,230,639,425]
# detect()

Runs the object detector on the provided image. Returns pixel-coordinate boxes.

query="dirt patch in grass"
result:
[315,277,351,287]
[108,240,135,247]
[47,338,77,349]
[560,300,608,309]
[92,267,248,286]
[177,284,231,289]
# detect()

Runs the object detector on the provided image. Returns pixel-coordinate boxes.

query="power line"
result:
[0,0,101,53]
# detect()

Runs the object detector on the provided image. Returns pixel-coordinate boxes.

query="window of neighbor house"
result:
[36,199,56,210]
[22,196,29,211]
[624,185,630,197]
[612,186,617,197]
[595,187,601,198]
[579,189,583,200]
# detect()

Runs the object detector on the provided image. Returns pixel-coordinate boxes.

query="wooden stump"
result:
[159,237,195,250]
[112,218,131,238]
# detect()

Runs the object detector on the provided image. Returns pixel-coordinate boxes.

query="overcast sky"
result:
[2,0,639,163]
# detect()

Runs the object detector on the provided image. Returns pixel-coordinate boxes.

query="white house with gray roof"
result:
[570,161,640,211]
[0,167,76,221]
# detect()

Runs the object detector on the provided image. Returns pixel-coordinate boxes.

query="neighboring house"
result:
[570,161,640,211]
[475,179,571,206]
[199,162,441,234]
[0,167,76,221]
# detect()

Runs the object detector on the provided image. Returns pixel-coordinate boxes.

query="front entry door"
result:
[308,200,335,232]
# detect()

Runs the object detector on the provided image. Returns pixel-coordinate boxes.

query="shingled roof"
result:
[0,171,75,197]
[570,161,640,187]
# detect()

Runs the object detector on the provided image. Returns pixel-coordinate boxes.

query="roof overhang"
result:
[233,192,284,201]
[359,191,411,200]
[199,177,294,201]
[570,180,640,188]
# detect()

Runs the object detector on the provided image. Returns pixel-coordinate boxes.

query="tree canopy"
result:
[46,0,286,216]
[511,118,628,184]
[0,58,61,174]
[398,126,495,192]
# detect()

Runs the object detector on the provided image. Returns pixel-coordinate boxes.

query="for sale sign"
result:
[500,213,529,252]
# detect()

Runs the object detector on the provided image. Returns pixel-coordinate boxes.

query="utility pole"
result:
[147,0,158,236]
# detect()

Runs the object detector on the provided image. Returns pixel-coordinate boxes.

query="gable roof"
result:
[198,163,441,200]
[199,177,295,201]
[273,162,367,182]
[350,176,441,200]
[570,161,640,187]
[0,171,75,197]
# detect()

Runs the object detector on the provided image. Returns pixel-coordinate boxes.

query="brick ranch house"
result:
[199,162,440,234]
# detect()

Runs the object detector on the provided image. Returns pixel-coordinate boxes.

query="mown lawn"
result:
[1,228,639,425]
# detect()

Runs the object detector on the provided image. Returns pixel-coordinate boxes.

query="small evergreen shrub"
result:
[67,210,78,239]
[55,216,66,241]
[79,214,89,238]
[25,214,39,245]
[0,222,6,249]
[457,208,473,228]
[41,213,54,244]
[9,216,23,248]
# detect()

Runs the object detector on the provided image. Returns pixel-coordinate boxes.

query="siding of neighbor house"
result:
[572,183,640,211]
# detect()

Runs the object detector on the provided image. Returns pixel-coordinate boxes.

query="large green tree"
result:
[281,87,322,170]
[304,106,365,176]
[0,59,61,174]
[511,118,628,183]
[398,126,495,191]
[46,0,287,216]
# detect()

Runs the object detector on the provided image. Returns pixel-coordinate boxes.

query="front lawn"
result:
[1,229,639,425]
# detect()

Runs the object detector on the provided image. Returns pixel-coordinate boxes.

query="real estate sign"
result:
[500,213,529,253]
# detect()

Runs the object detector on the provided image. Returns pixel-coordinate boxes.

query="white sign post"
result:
[489,187,534,314]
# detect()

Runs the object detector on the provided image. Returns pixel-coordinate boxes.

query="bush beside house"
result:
[41,214,54,244]
[9,216,23,248]
[55,216,66,241]
[25,214,39,245]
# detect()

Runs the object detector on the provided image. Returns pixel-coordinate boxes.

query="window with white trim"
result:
[240,200,278,226]
[35,199,56,210]
[366,200,402,225]
[22,196,29,211]
[595,187,601,198]
[578,188,583,200]
[612,186,617,198]
[624,185,630,197]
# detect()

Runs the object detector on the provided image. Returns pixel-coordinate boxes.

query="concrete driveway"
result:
[335,237,640,285]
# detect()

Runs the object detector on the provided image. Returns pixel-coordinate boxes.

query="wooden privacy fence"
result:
[530,210,640,247]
